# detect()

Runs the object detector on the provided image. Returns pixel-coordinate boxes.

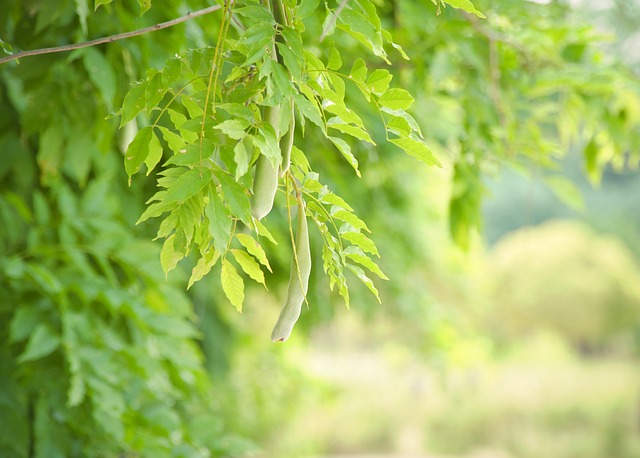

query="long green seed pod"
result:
[271,200,311,342]
[251,155,278,220]
[250,105,281,220]
[279,103,295,178]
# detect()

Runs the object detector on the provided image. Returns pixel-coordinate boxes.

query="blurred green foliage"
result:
[1,0,640,456]
[485,220,640,353]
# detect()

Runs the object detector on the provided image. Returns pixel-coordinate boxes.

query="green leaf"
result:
[349,58,368,83]
[94,0,113,10]
[233,4,274,23]
[381,107,423,137]
[26,264,62,293]
[320,191,353,211]
[162,57,183,87]
[137,0,151,15]
[124,126,153,178]
[157,126,186,153]
[67,370,86,408]
[443,0,485,18]
[231,249,266,287]
[327,43,342,70]
[9,306,39,343]
[332,209,370,232]
[390,137,441,167]
[382,29,410,60]
[327,121,375,144]
[234,137,252,179]
[253,124,281,169]
[136,200,172,224]
[277,43,303,82]
[297,0,319,19]
[338,9,386,61]
[255,220,278,246]
[347,264,380,302]
[188,249,220,289]
[145,71,164,111]
[344,246,388,280]
[17,324,60,363]
[324,103,365,128]
[120,80,146,127]
[271,61,294,99]
[163,168,212,203]
[143,128,163,175]
[221,259,245,312]
[215,171,253,226]
[206,190,232,254]
[236,233,272,272]
[329,136,360,177]
[291,145,311,174]
[366,69,392,95]
[341,231,379,256]
[160,234,184,277]
[386,115,412,137]
[214,120,249,140]
[293,93,325,132]
[379,88,414,110]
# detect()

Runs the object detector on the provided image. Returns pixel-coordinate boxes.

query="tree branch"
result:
[0,5,222,65]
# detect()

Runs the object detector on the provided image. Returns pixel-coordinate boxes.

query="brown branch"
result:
[0,4,222,65]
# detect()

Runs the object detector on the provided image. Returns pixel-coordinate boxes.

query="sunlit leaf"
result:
[221,259,244,312]
[236,233,273,272]
[231,249,267,287]
[379,88,414,111]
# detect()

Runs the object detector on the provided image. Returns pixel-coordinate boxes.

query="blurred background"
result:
[1,0,640,457]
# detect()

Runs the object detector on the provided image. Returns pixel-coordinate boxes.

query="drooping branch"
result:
[0,5,223,65]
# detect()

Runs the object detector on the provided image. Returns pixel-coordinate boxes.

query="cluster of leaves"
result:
[0,181,231,456]
[118,0,447,312]
[388,0,640,247]
[0,0,257,456]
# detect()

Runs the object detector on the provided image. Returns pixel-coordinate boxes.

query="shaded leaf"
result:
[17,324,60,363]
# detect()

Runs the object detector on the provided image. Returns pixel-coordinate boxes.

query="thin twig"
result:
[0,5,223,65]
[320,0,349,42]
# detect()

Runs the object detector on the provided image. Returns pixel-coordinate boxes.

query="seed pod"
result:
[279,109,295,178]
[271,200,311,342]
[251,155,278,220]
[250,105,282,220]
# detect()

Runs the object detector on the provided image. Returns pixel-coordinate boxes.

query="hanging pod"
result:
[271,198,311,342]
[279,99,295,177]
[250,104,281,220]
